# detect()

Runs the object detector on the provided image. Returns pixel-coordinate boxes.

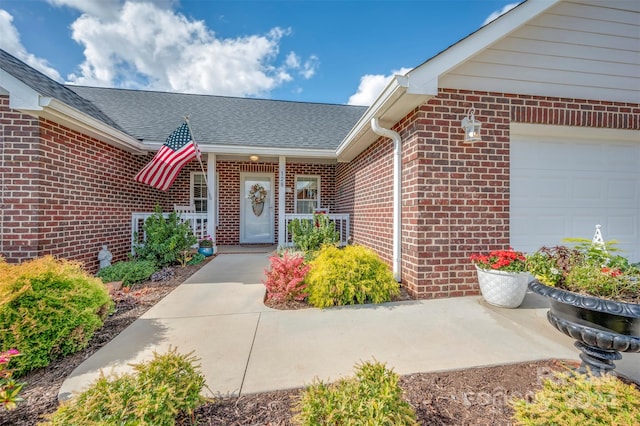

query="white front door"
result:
[240,173,275,244]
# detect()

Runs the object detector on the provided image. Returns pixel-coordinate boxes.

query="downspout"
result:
[371,118,402,282]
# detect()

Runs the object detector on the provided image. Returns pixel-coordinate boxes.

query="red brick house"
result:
[1,0,638,298]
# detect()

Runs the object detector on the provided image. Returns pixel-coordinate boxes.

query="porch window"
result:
[295,175,320,213]
[191,173,208,212]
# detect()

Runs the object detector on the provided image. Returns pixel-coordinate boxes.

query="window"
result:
[191,173,208,213]
[295,175,320,213]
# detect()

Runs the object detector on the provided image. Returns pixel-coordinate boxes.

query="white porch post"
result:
[278,156,286,247]
[207,153,217,251]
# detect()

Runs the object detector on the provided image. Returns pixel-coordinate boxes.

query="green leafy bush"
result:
[96,260,157,286]
[263,251,311,302]
[293,360,417,425]
[187,252,206,265]
[134,206,197,267]
[0,256,112,377]
[511,371,640,425]
[289,213,339,255]
[305,245,399,308]
[42,347,206,425]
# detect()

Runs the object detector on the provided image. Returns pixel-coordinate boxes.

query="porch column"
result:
[207,153,217,251]
[278,156,286,247]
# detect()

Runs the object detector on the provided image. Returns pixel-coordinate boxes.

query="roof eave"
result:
[143,141,337,159]
[336,75,437,162]
[38,98,146,154]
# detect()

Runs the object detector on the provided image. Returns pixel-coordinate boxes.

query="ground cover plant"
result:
[96,260,157,287]
[0,256,112,377]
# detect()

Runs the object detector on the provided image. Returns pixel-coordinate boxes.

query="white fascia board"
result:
[38,98,146,154]
[142,141,336,159]
[335,76,409,160]
[408,0,561,83]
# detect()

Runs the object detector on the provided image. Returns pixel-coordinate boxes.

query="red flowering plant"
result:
[470,248,528,273]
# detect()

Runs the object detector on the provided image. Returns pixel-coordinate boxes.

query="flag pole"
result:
[184,116,213,201]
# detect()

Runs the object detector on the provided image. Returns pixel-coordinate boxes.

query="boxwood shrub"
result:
[0,256,113,377]
[305,245,399,308]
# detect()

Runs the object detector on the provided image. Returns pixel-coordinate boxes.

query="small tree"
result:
[134,206,197,267]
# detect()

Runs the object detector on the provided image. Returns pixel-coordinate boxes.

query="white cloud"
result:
[347,67,412,106]
[0,9,63,81]
[41,0,317,97]
[300,55,319,79]
[482,2,520,26]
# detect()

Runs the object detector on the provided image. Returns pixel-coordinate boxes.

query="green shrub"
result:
[293,360,417,425]
[511,371,640,425]
[187,252,206,265]
[305,245,399,308]
[134,206,197,267]
[96,260,157,286]
[0,256,112,377]
[42,347,206,425]
[289,213,339,255]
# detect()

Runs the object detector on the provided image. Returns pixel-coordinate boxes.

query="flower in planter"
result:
[527,241,640,302]
[198,235,213,248]
[470,248,528,273]
[247,183,267,206]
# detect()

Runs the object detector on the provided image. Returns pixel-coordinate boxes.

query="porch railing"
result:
[131,212,208,253]
[284,213,350,247]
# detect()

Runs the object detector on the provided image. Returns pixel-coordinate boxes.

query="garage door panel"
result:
[511,129,640,262]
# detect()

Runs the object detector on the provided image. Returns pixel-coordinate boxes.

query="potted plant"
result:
[198,235,214,257]
[470,248,529,308]
[527,239,640,375]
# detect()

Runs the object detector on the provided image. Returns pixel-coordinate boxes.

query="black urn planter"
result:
[529,280,640,375]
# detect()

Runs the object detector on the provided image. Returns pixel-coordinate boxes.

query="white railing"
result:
[131,212,208,253]
[284,213,350,247]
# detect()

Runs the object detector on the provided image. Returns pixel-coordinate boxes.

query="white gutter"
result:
[370,117,402,282]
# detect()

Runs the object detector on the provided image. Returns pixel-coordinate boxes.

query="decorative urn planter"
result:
[475,266,529,308]
[529,279,640,374]
[198,247,214,257]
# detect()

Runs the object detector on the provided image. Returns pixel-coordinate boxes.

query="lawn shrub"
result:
[96,260,157,286]
[42,348,206,425]
[134,206,197,267]
[0,256,112,377]
[511,371,640,425]
[288,213,339,255]
[305,245,399,308]
[263,251,311,302]
[0,349,25,411]
[293,360,417,425]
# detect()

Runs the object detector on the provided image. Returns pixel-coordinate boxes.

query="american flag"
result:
[134,122,199,191]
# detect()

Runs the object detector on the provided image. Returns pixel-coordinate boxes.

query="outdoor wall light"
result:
[461,107,481,143]
[249,155,259,162]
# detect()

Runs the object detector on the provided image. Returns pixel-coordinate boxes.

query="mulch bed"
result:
[0,257,589,425]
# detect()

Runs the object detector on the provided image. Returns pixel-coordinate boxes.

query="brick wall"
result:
[1,95,167,271]
[336,89,639,299]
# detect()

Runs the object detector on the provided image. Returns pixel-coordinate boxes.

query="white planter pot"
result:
[475,266,530,308]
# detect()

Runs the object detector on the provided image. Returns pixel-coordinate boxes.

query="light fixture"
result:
[249,155,259,162]
[461,107,481,143]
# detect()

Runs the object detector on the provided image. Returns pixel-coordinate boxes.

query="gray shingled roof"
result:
[68,86,366,150]
[0,49,124,132]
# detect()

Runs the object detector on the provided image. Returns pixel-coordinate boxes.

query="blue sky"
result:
[0,0,521,105]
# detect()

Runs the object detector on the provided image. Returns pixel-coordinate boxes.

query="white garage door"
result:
[510,124,640,261]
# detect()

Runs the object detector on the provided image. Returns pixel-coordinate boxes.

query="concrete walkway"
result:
[60,250,640,400]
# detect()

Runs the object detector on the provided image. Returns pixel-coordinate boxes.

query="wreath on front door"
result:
[247,183,267,206]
